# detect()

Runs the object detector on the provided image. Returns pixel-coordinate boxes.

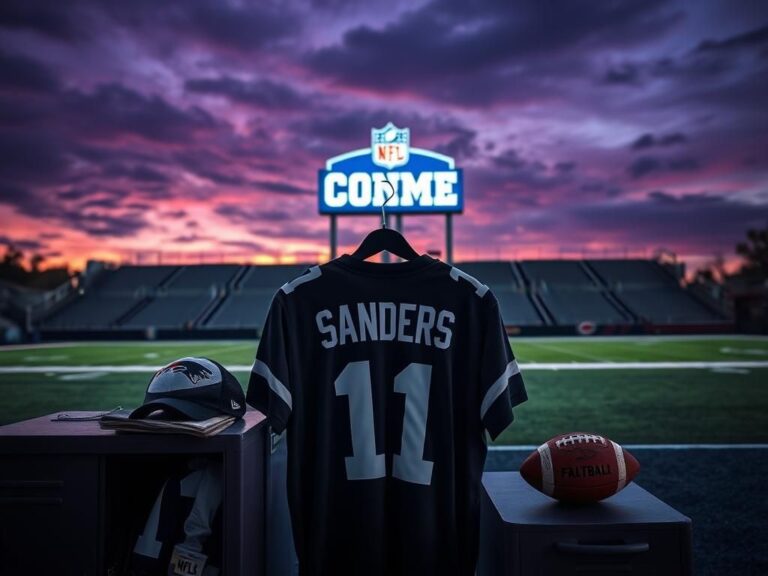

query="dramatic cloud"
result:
[628,156,701,179]
[0,0,765,270]
[185,76,310,110]
[630,133,688,150]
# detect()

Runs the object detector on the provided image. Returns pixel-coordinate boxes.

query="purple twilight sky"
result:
[1,0,766,271]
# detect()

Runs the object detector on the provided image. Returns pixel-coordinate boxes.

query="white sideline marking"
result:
[720,347,767,356]
[58,372,108,381]
[489,444,768,451]
[711,367,749,374]
[23,355,69,362]
[0,343,74,351]
[1,361,767,374]
[513,361,768,370]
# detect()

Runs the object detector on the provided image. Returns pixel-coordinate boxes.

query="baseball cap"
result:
[129,357,246,421]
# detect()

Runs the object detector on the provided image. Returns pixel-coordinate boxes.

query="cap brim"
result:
[129,398,221,421]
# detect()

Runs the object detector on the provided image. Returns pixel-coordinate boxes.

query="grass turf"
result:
[0,336,766,366]
[1,337,766,574]
[1,337,766,443]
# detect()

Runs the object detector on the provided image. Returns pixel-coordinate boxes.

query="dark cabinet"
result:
[479,472,692,576]
[0,455,100,575]
[0,410,270,576]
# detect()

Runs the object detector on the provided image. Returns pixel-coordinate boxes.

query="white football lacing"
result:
[555,433,606,448]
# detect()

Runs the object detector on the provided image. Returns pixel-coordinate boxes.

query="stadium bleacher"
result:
[202,264,309,330]
[587,259,677,288]
[586,260,724,325]
[93,265,180,294]
[493,288,545,326]
[121,294,216,329]
[618,288,724,324]
[516,260,629,326]
[519,260,594,287]
[206,292,274,329]
[40,294,143,330]
[164,264,241,292]
[238,264,309,290]
[39,259,729,336]
[539,289,629,325]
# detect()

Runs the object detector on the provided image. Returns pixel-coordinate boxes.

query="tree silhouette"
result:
[1,245,24,269]
[736,226,768,279]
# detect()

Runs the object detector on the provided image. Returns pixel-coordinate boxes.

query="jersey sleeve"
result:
[479,292,527,441]
[247,293,293,434]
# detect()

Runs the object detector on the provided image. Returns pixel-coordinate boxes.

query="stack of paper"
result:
[99,409,236,438]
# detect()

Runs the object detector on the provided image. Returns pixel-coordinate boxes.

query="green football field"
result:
[1,336,766,444]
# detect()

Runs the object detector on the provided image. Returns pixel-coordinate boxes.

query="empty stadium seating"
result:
[520,260,595,288]
[39,259,729,335]
[121,294,216,329]
[238,265,309,290]
[206,292,274,329]
[455,261,521,289]
[493,289,544,326]
[539,289,629,325]
[619,288,723,324]
[164,265,241,292]
[42,294,144,330]
[587,259,677,288]
[94,265,180,294]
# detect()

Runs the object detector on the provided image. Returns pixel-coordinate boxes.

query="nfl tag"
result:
[169,545,207,576]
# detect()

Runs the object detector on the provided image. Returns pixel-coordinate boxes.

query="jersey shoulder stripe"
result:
[448,265,489,297]
[281,265,322,294]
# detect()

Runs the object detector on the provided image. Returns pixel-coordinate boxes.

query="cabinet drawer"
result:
[0,455,100,576]
[519,525,690,576]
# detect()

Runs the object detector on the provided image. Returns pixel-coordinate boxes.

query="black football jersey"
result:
[247,254,527,576]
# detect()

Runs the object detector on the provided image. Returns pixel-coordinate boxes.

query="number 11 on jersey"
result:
[335,361,434,486]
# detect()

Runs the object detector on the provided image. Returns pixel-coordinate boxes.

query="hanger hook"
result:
[381,178,395,229]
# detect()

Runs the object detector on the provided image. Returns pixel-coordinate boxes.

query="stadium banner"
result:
[318,122,464,215]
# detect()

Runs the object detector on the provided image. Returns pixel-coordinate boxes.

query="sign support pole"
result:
[382,213,390,263]
[446,213,453,264]
[330,215,337,261]
[394,214,403,261]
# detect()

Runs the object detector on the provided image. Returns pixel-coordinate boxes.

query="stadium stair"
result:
[514,264,554,326]
[581,261,637,323]
[230,266,251,291]
[528,291,555,326]
[157,266,185,292]
[198,290,229,327]
[114,296,154,327]
[508,262,526,289]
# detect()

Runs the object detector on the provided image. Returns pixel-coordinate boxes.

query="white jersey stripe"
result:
[281,265,321,294]
[538,443,555,496]
[449,267,489,297]
[480,360,520,420]
[251,359,292,411]
[611,440,627,493]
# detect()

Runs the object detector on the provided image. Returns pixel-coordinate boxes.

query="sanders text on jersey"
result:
[315,302,455,349]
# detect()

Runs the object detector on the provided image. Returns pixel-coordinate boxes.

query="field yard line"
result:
[516,361,768,370]
[489,443,768,451]
[523,341,606,362]
[2,361,768,373]
[206,343,257,355]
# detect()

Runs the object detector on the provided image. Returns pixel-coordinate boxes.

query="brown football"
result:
[520,432,640,503]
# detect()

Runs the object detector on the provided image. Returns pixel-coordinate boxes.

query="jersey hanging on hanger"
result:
[247,254,527,576]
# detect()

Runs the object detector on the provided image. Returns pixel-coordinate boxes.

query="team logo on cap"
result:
[372,122,409,169]
[148,357,220,393]
[158,360,213,384]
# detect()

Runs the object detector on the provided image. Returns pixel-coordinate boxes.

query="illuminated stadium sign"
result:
[318,122,464,214]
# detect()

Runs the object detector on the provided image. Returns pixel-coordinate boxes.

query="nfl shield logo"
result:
[371,122,409,169]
